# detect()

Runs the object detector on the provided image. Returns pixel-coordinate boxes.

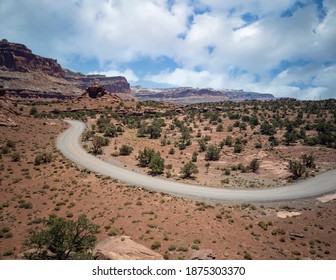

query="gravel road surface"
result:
[56,120,336,202]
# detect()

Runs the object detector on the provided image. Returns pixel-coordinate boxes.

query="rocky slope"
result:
[0,40,133,99]
[0,86,17,126]
[0,40,64,78]
[93,236,163,260]
[132,86,275,105]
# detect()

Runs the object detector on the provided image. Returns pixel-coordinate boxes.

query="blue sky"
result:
[0,0,335,99]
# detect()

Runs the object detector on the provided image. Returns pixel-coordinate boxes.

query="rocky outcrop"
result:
[189,249,216,260]
[93,236,163,260]
[0,39,64,78]
[0,40,132,100]
[84,85,108,99]
[132,86,275,105]
[65,70,133,100]
[0,94,17,127]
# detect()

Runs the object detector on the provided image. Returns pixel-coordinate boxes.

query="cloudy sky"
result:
[1,0,335,99]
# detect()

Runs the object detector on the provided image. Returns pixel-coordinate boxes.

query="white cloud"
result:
[89,68,139,82]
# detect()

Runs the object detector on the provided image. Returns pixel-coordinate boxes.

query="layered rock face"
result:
[0,40,133,100]
[65,71,133,100]
[0,39,64,78]
[0,87,17,127]
[132,86,275,105]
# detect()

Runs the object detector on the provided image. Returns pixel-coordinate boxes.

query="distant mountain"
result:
[0,39,133,99]
[131,86,274,105]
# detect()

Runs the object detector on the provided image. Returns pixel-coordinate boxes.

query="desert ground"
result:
[0,98,335,260]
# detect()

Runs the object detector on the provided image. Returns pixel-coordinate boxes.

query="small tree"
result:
[148,152,165,175]
[301,153,315,169]
[24,214,99,260]
[284,131,297,146]
[249,158,260,173]
[191,151,198,162]
[216,124,224,132]
[147,124,162,139]
[180,127,191,144]
[198,139,207,152]
[181,161,199,178]
[91,136,109,155]
[138,147,155,167]
[205,144,220,161]
[225,136,233,147]
[233,143,243,153]
[137,123,147,137]
[260,121,276,136]
[288,160,306,179]
[30,106,38,116]
[104,124,118,138]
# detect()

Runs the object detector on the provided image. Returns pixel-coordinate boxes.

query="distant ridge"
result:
[131,86,275,105]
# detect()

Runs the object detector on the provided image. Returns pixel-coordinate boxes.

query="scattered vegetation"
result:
[24,215,99,260]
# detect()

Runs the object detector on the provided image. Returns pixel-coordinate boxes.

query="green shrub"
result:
[119,145,133,156]
[6,140,16,148]
[34,152,52,165]
[243,251,252,260]
[30,106,38,116]
[168,245,176,251]
[288,160,306,179]
[148,152,165,175]
[108,227,119,236]
[254,142,262,149]
[2,248,14,256]
[301,153,315,169]
[11,152,21,162]
[191,151,198,162]
[24,214,98,260]
[168,147,175,155]
[233,143,243,153]
[138,147,155,167]
[224,168,231,175]
[19,201,33,209]
[181,162,199,178]
[258,221,268,230]
[150,241,161,250]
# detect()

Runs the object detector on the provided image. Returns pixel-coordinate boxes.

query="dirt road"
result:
[56,120,336,202]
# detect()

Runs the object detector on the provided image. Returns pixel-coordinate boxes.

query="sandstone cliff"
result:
[0,40,132,100]
[0,87,17,126]
[65,70,133,100]
[0,39,64,78]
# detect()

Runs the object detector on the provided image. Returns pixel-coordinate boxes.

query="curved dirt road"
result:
[56,120,336,202]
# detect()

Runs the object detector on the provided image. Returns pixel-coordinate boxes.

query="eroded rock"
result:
[93,236,163,260]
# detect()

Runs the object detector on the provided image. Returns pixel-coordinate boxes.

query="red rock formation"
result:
[93,236,163,260]
[0,40,133,100]
[84,85,108,98]
[0,94,17,127]
[65,71,133,100]
[0,39,64,78]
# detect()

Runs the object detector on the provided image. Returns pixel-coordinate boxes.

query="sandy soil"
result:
[0,101,335,260]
